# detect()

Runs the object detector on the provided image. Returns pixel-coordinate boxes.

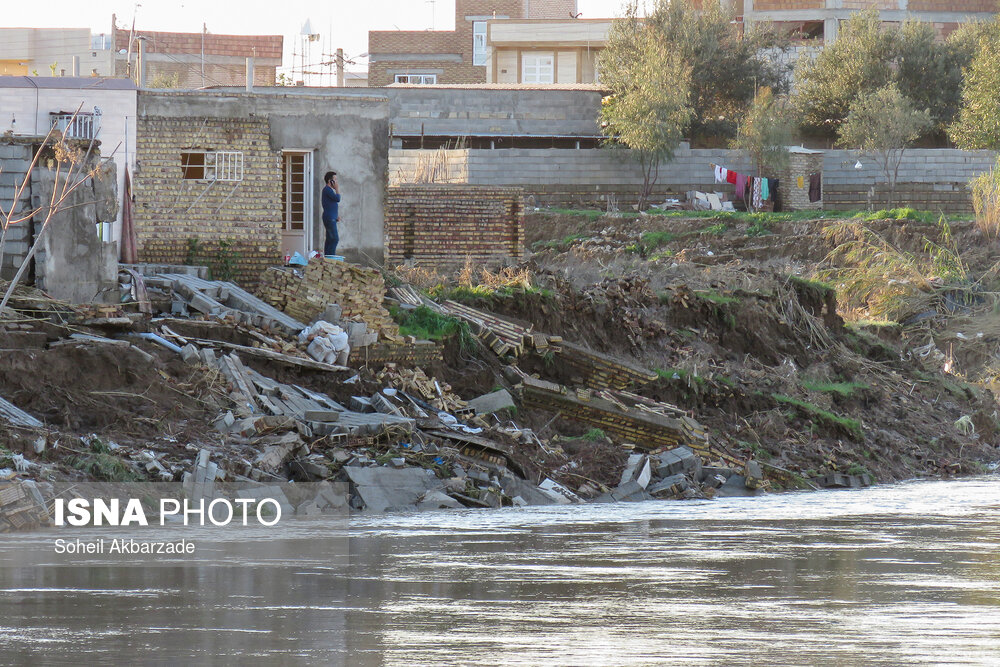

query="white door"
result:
[281,151,313,257]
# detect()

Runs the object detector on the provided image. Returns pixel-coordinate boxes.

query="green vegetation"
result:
[731,87,792,179]
[837,84,932,208]
[210,239,241,282]
[950,23,1000,149]
[599,1,694,210]
[773,394,863,440]
[393,305,472,345]
[846,463,872,477]
[543,208,607,220]
[67,438,141,482]
[802,380,868,398]
[696,290,740,305]
[583,428,607,441]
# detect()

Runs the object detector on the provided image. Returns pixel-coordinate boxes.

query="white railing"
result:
[208,151,244,182]
[50,112,101,140]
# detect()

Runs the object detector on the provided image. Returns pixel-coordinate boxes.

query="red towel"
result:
[726,170,738,184]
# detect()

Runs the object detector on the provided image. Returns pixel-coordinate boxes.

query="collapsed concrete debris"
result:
[0,481,50,532]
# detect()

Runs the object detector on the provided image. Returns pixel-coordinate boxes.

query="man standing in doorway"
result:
[321,171,341,256]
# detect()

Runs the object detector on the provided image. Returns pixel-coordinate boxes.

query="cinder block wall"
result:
[133,115,282,285]
[390,147,1000,212]
[0,142,34,280]
[385,184,524,265]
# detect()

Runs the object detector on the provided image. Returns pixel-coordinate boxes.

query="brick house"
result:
[133,90,389,285]
[368,0,579,87]
[113,20,282,88]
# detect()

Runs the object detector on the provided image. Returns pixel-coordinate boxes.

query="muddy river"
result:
[2,477,999,665]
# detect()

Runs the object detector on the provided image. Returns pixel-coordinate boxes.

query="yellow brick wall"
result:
[134,115,283,286]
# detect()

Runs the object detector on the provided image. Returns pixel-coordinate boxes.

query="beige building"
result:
[0,28,114,77]
[486,19,610,84]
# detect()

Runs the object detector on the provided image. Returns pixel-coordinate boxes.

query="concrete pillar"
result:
[825,18,839,43]
[136,36,147,88]
[71,56,80,77]
[246,57,254,91]
[336,48,345,87]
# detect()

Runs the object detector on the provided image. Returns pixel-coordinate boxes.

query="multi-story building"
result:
[0,28,115,77]
[486,18,610,84]
[368,0,580,87]
[743,0,996,44]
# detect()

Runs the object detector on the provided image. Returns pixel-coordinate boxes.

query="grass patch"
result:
[859,207,935,223]
[67,445,141,482]
[801,380,868,398]
[583,428,607,441]
[699,222,727,236]
[655,367,708,385]
[773,394,863,440]
[846,463,871,476]
[695,290,740,305]
[394,305,472,345]
[539,208,610,220]
[639,230,678,254]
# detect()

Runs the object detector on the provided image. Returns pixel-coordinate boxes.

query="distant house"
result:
[111,18,282,88]
[0,28,114,77]
[486,19,610,84]
[368,0,580,87]
[0,76,137,237]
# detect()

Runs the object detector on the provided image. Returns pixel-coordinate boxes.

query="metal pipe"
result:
[129,332,184,354]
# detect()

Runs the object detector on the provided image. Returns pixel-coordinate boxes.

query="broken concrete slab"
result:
[499,474,557,506]
[341,466,442,513]
[538,478,584,504]
[0,395,43,429]
[466,389,516,416]
[417,490,463,510]
[619,454,651,489]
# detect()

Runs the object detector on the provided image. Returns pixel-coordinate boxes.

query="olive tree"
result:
[599,1,694,210]
[837,85,932,209]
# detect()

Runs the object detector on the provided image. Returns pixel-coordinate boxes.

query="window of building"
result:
[180,151,244,181]
[394,74,438,84]
[282,153,306,232]
[522,53,554,84]
[473,21,487,66]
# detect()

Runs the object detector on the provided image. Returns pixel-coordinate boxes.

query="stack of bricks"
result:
[348,339,444,370]
[551,341,659,390]
[520,376,715,458]
[257,260,398,335]
[133,112,283,286]
[385,185,525,265]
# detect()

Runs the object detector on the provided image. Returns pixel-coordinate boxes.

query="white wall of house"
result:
[0,79,137,241]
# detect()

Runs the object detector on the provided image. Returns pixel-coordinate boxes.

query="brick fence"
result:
[385,184,525,265]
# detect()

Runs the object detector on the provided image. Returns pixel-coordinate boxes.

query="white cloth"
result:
[714,165,726,183]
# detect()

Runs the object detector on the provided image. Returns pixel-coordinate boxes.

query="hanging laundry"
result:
[796,175,805,189]
[734,172,747,202]
[808,173,822,203]
[714,165,726,183]
[760,177,769,201]
[770,179,781,211]
[727,170,738,185]
[752,178,763,210]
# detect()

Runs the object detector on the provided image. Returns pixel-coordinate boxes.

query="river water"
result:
[1,477,999,665]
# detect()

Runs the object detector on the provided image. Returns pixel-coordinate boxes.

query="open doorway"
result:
[281,151,313,257]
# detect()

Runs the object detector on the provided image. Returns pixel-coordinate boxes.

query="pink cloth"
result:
[734,173,747,202]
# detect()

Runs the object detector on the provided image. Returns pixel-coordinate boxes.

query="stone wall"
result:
[385,185,524,265]
[134,114,282,285]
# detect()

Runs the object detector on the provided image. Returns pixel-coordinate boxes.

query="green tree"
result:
[796,10,971,138]
[599,1,694,210]
[837,85,932,208]
[731,87,792,180]
[639,0,789,143]
[949,25,1000,149]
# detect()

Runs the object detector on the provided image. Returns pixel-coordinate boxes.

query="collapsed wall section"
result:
[385,184,525,265]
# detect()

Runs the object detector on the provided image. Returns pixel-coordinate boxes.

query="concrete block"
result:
[181,343,201,365]
[466,389,515,416]
[648,474,690,497]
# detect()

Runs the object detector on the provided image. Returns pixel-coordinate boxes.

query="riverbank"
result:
[2,208,999,516]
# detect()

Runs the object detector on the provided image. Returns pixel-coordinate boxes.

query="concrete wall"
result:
[0,28,111,77]
[135,90,390,280]
[0,79,137,244]
[390,146,1000,211]
[33,162,118,303]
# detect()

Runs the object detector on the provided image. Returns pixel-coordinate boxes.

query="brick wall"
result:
[115,26,282,59]
[385,185,525,265]
[752,0,824,9]
[133,115,283,285]
[909,0,995,10]
[521,0,579,18]
[778,152,824,212]
[115,59,278,88]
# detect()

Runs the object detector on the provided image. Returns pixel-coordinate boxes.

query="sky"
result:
[4,0,631,81]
